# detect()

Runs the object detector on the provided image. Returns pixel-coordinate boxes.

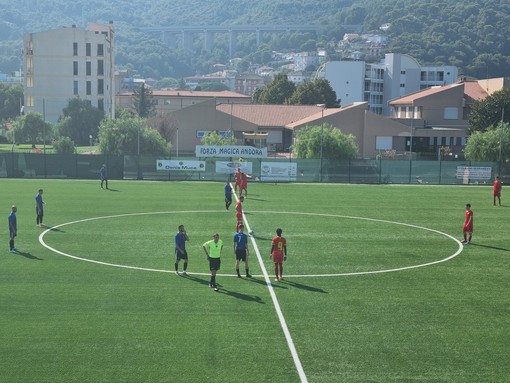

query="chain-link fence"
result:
[0,152,507,185]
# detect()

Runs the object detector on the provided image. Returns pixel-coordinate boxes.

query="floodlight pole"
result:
[317,104,325,183]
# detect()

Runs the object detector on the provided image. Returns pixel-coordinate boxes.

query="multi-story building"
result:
[23,22,115,123]
[316,53,458,116]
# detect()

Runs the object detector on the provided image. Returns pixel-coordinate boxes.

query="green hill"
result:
[0,0,509,79]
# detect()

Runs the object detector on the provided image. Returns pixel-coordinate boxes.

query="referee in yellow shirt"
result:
[203,233,223,291]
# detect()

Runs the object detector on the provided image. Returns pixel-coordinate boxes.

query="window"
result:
[73,80,78,95]
[97,60,104,76]
[26,76,33,88]
[86,81,91,95]
[73,42,78,56]
[97,79,104,95]
[98,98,104,111]
[86,43,91,56]
[27,96,34,107]
[73,61,78,75]
[444,107,459,120]
[86,62,91,76]
[97,44,104,56]
[376,136,393,150]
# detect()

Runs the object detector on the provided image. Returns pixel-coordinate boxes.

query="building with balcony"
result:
[316,53,458,116]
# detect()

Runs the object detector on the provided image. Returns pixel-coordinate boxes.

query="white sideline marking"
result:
[235,192,309,383]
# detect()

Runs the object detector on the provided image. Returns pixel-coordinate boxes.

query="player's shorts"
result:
[175,249,188,261]
[9,231,16,240]
[225,194,232,203]
[235,249,247,261]
[463,224,473,233]
[209,257,221,271]
[272,253,284,263]
[494,191,501,197]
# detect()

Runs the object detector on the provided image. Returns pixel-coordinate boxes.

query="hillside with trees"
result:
[0,0,509,80]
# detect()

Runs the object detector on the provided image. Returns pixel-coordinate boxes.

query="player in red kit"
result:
[462,203,473,244]
[239,171,248,197]
[235,196,244,231]
[234,168,242,194]
[270,228,287,281]
[493,176,502,206]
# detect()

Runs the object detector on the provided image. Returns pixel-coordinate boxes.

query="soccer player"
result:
[493,176,502,206]
[234,224,251,278]
[224,181,233,210]
[462,203,473,244]
[35,188,45,227]
[8,205,17,253]
[239,171,248,197]
[203,233,223,291]
[174,224,189,275]
[99,164,108,189]
[270,228,287,281]
[235,195,244,231]
[234,168,242,194]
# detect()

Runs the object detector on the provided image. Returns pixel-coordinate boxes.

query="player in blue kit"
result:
[234,224,251,278]
[8,205,18,253]
[174,224,189,275]
[35,189,45,227]
[224,181,233,210]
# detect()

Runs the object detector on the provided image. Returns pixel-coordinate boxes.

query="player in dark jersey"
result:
[233,224,251,278]
[174,224,189,275]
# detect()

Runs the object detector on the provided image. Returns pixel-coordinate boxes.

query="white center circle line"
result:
[38,210,463,277]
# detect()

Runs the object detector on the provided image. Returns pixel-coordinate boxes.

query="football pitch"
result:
[1,179,509,383]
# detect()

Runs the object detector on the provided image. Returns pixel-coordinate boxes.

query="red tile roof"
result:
[117,90,250,98]
[216,104,326,127]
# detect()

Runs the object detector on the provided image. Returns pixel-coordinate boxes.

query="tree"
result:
[98,111,170,156]
[464,122,510,161]
[201,130,231,146]
[9,112,51,146]
[133,82,156,118]
[256,73,295,104]
[56,98,104,146]
[468,88,510,133]
[293,123,358,160]
[0,83,23,121]
[52,136,76,154]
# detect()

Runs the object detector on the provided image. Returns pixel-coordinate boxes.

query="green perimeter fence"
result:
[0,152,508,184]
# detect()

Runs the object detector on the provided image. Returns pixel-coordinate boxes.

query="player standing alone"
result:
[493,176,502,206]
[174,225,189,275]
[35,189,45,227]
[462,204,473,244]
[234,224,251,278]
[270,228,287,281]
[224,181,233,210]
[203,234,223,291]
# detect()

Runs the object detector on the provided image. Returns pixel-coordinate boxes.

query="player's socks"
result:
[174,263,179,272]
[246,268,250,277]
[236,268,241,277]
[183,262,188,272]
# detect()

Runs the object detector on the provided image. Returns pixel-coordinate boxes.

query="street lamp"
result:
[137,124,142,180]
[317,104,325,182]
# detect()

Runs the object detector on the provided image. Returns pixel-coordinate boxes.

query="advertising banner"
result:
[216,161,252,174]
[456,166,492,180]
[260,162,297,181]
[156,160,205,171]
[196,145,267,158]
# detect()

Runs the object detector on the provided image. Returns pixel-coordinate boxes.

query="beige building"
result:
[116,90,251,115]
[152,77,508,159]
[23,22,115,123]
[388,78,509,157]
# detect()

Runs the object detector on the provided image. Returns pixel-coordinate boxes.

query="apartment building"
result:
[317,53,458,116]
[23,22,115,123]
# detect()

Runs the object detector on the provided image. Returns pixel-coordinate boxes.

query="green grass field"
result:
[1,179,509,383]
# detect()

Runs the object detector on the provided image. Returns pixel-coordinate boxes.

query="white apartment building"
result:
[23,22,115,123]
[317,53,458,115]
